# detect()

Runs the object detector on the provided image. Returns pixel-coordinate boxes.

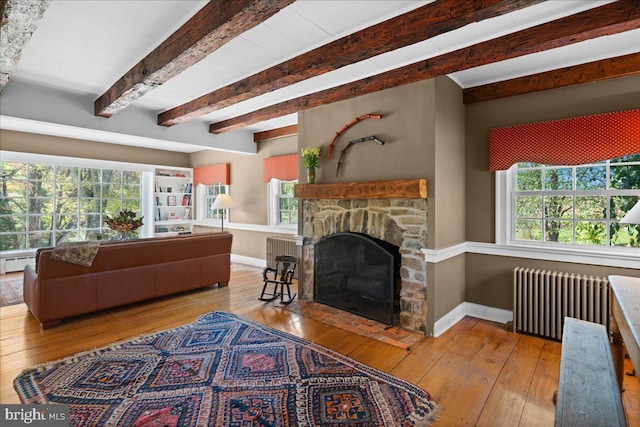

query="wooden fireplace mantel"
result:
[294,179,427,200]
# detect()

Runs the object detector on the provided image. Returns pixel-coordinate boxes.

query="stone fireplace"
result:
[295,179,428,333]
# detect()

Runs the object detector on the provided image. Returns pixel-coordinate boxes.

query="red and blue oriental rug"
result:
[14,311,438,426]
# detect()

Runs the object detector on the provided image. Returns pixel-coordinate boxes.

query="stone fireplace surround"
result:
[295,179,428,333]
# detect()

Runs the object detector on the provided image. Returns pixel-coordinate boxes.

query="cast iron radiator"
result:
[513,267,609,340]
[266,237,297,279]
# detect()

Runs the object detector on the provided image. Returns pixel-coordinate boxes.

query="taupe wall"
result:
[465,74,640,310]
[0,129,190,167]
[466,254,640,311]
[298,76,465,250]
[434,76,466,248]
[193,226,294,261]
[429,77,466,333]
[427,255,466,331]
[189,135,298,260]
[298,79,436,184]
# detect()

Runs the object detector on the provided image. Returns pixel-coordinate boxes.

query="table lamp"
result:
[620,200,640,224]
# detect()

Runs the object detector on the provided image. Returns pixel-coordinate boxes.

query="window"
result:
[0,161,142,250]
[268,179,298,227]
[510,155,639,248]
[198,183,229,221]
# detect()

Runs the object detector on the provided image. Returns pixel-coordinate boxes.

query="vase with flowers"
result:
[301,146,322,184]
[105,209,144,240]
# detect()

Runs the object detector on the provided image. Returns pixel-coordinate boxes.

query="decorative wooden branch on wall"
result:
[328,114,382,159]
[336,136,385,177]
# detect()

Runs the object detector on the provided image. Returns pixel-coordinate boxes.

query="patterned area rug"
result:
[0,276,23,307]
[15,311,438,426]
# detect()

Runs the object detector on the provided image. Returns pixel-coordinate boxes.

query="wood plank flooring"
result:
[1,263,638,426]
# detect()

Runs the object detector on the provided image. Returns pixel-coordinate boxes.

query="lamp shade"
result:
[211,194,233,210]
[620,200,640,224]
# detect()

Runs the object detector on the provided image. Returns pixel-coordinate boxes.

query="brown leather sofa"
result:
[23,232,233,328]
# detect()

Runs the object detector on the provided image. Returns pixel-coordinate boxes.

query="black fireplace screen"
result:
[314,232,399,325]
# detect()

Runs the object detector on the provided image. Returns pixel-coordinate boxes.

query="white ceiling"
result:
[1,0,637,153]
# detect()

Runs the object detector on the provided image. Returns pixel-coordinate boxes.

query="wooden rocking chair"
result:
[259,255,297,304]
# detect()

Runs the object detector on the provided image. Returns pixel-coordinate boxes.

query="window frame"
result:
[1,151,149,252]
[267,178,298,229]
[497,159,640,253]
[196,182,230,225]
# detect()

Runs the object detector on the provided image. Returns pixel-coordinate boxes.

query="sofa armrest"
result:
[23,264,39,316]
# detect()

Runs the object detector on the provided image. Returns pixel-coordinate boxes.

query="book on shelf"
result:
[182,194,191,206]
[184,207,192,220]
[155,227,169,233]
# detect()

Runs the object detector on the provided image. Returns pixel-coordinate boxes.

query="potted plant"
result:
[105,209,144,240]
[301,146,322,184]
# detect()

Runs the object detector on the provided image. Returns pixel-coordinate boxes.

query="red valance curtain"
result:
[263,154,298,183]
[489,109,640,171]
[193,163,230,186]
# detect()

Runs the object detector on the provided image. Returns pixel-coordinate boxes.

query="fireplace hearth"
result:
[315,232,400,325]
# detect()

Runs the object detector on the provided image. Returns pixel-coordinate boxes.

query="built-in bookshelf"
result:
[154,167,193,237]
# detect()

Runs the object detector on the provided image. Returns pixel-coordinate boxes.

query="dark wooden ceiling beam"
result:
[94,0,295,118]
[463,52,640,104]
[0,0,51,91]
[253,124,298,143]
[158,0,545,127]
[209,0,640,134]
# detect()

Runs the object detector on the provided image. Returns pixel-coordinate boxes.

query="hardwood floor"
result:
[1,263,638,426]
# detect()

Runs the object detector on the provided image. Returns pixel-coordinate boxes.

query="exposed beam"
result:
[253,124,298,143]
[210,0,640,134]
[463,52,640,103]
[94,0,295,118]
[0,0,51,91]
[158,0,545,127]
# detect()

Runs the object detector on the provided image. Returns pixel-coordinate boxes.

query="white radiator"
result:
[513,267,609,340]
[0,255,36,274]
[266,237,297,278]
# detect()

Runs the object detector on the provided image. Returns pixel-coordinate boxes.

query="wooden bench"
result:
[555,317,627,426]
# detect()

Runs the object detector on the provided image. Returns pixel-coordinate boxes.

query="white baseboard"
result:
[230,254,265,269]
[434,302,513,338]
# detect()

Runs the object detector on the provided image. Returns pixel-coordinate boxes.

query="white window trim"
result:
[196,182,230,226]
[267,178,297,231]
[495,170,511,245]
[495,168,640,267]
